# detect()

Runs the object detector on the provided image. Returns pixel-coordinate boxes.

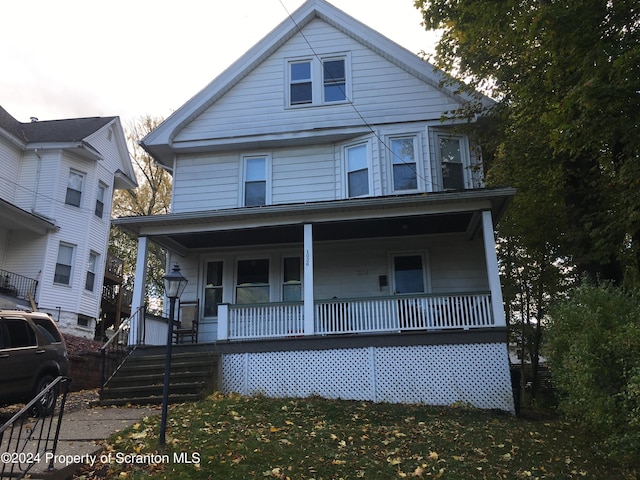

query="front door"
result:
[393,254,425,294]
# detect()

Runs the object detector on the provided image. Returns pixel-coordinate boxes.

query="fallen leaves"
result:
[73,393,634,480]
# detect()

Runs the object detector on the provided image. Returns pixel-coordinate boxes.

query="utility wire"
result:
[277,0,455,192]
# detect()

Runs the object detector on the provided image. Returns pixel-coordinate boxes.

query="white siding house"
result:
[0,106,137,337]
[114,0,516,411]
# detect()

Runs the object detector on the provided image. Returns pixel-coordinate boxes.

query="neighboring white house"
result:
[113,0,516,411]
[0,106,137,338]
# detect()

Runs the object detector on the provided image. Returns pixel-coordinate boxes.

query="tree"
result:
[415,0,640,285]
[109,115,171,314]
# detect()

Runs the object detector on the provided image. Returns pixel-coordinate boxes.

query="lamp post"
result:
[159,263,188,446]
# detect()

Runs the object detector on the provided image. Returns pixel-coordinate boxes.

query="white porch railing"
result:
[226,302,304,340]
[218,293,493,341]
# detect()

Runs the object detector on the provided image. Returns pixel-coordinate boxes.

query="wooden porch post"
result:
[482,210,506,327]
[304,223,315,335]
[129,236,149,344]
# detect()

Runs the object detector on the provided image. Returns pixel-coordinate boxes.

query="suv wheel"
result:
[31,374,57,417]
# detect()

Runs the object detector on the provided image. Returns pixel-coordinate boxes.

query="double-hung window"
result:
[390,136,419,192]
[236,259,270,304]
[322,58,346,102]
[345,142,370,198]
[54,243,75,285]
[438,135,468,190]
[290,61,312,105]
[243,156,269,206]
[287,54,349,107]
[204,261,224,317]
[66,170,84,207]
[95,183,107,218]
[85,252,98,292]
[282,257,301,302]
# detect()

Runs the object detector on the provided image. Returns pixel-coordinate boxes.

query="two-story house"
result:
[113,0,516,411]
[0,106,137,338]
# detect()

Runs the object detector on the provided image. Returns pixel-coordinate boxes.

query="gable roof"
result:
[0,105,137,189]
[141,0,491,165]
[0,105,114,145]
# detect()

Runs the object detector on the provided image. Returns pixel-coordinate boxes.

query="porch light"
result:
[159,263,188,446]
[163,263,188,299]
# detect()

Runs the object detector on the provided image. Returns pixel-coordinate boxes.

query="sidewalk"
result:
[32,405,160,480]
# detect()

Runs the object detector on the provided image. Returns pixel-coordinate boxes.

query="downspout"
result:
[32,148,42,213]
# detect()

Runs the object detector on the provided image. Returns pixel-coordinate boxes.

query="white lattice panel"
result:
[221,342,514,412]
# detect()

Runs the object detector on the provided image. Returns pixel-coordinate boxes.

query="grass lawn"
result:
[81,393,636,479]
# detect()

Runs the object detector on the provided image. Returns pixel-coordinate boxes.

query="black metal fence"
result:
[0,376,71,479]
[0,269,38,301]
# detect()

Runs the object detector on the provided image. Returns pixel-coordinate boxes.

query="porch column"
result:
[482,210,506,327]
[129,236,149,345]
[303,223,315,335]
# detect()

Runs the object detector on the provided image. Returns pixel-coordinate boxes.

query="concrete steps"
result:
[100,346,219,406]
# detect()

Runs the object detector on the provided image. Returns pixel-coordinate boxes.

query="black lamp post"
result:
[159,263,188,446]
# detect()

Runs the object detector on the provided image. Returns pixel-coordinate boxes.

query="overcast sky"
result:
[1,0,439,127]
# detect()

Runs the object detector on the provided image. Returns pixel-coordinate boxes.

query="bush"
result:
[546,283,640,467]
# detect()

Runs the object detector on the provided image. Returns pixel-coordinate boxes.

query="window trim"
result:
[386,133,424,194]
[286,53,351,108]
[65,170,85,208]
[389,252,431,296]
[434,132,471,190]
[235,257,271,304]
[240,154,271,207]
[343,140,372,199]
[54,242,76,286]
[85,251,99,292]
[281,255,302,302]
[95,182,107,218]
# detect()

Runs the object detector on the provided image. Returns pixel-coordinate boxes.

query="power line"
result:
[276,0,451,192]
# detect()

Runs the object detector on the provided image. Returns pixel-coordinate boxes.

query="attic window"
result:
[287,54,349,107]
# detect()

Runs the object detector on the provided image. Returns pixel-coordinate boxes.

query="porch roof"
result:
[112,188,515,255]
[0,198,58,235]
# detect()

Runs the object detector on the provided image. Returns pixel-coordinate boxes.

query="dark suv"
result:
[0,310,69,414]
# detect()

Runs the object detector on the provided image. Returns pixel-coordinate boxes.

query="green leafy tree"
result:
[415,0,640,285]
[546,284,640,467]
[109,115,171,314]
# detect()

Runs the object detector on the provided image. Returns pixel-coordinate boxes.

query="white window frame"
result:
[286,53,351,108]
[54,242,76,286]
[85,251,99,292]
[434,132,472,190]
[65,170,85,207]
[343,140,372,199]
[240,154,271,207]
[95,182,107,218]
[235,257,271,304]
[281,255,302,303]
[386,133,424,193]
[389,252,431,295]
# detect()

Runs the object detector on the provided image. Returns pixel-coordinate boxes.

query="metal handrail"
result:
[0,376,71,479]
[100,306,146,397]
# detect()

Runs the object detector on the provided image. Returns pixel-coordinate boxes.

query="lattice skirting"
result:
[221,343,515,413]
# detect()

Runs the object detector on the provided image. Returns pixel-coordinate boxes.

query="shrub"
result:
[546,283,640,467]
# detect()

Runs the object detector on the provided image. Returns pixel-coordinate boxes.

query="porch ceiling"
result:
[112,188,515,254]
[148,212,475,251]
